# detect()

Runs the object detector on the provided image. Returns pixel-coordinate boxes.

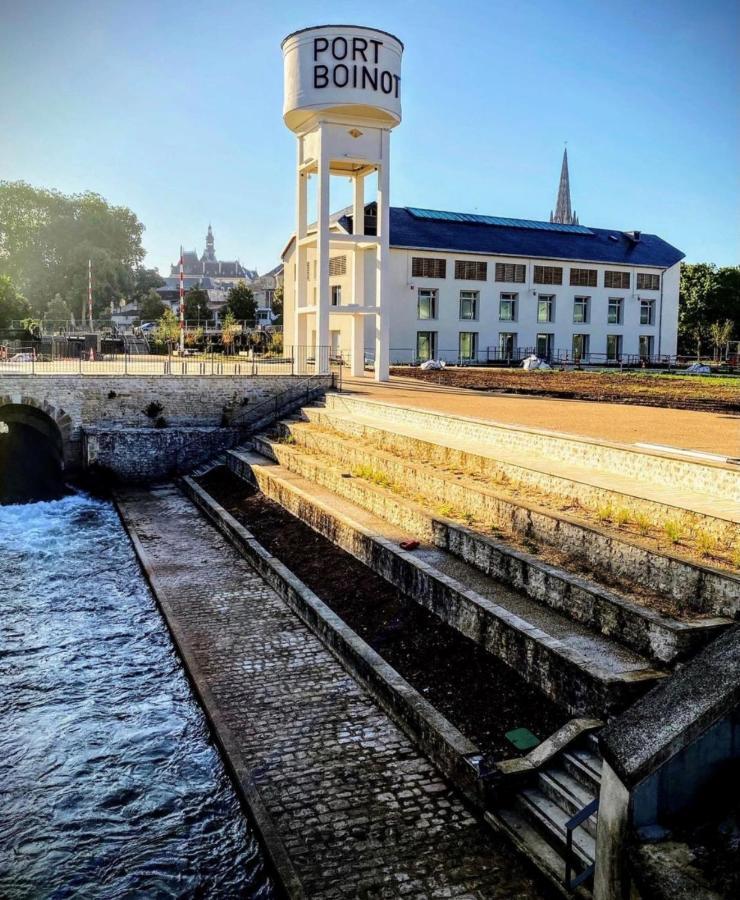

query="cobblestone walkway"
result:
[117,484,549,899]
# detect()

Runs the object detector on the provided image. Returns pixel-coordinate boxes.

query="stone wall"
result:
[84,427,239,482]
[0,374,332,471]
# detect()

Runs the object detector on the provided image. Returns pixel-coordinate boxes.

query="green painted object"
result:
[505,727,540,751]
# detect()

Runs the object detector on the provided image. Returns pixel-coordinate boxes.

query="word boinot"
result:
[313,36,400,98]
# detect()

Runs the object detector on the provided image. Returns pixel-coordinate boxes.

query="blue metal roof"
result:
[388,207,684,268]
[406,207,594,235]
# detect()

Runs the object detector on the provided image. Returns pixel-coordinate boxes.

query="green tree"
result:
[43,292,73,327]
[271,283,284,326]
[0,180,145,315]
[184,285,211,324]
[709,319,734,361]
[221,310,241,355]
[0,274,31,330]
[139,289,165,322]
[131,266,164,304]
[679,263,740,356]
[156,308,180,346]
[226,281,256,322]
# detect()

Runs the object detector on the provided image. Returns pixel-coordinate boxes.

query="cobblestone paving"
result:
[118,484,550,899]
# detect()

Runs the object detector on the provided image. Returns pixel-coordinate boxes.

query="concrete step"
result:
[537,768,599,839]
[322,392,740,506]
[517,787,596,866]
[227,446,664,718]
[262,430,731,664]
[561,750,602,796]
[304,405,738,543]
[292,411,740,620]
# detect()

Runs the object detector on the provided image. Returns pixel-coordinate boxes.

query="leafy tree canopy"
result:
[0,274,32,330]
[679,263,739,355]
[226,281,256,322]
[139,289,165,322]
[0,180,145,316]
[43,292,74,324]
[155,308,180,345]
[184,285,212,322]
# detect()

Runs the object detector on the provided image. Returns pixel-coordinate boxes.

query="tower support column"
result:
[375,129,391,382]
[351,172,366,376]
[315,128,331,374]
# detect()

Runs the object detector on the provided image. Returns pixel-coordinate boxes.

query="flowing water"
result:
[0,493,274,899]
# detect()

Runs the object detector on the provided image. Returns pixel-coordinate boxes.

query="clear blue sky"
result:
[1,0,738,274]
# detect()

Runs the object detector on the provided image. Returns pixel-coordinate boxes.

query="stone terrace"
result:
[117,484,550,899]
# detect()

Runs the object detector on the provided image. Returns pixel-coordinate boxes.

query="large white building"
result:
[281,195,684,367]
[279,24,683,374]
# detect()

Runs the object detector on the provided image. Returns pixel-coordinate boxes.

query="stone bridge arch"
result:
[0,396,74,469]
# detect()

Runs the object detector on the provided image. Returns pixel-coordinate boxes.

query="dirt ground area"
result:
[341,374,740,457]
[198,467,567,759]
[390,368,740,413]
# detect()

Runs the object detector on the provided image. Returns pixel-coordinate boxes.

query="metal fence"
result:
[0,346,347,378]
[389,346,690,369]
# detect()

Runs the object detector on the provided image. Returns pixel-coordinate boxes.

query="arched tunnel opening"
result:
[0,405,68,504]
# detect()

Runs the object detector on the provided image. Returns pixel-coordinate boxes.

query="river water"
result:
[0,493,274,899]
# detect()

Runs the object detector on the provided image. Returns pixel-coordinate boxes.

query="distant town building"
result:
[170,225,256,282]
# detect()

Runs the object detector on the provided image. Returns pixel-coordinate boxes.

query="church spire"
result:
[550,147,579,225]
[203,223,216,262]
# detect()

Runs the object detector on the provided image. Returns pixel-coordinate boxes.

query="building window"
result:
[572,334,590,359]
[537,295,555,323]
[573,296,590,324]
[499,293,517,321]
[499,332,517,356]
[605,270,630,289]
[637,272,660,291]
[412,257,447,279]
[331,285,342,306]
[606,334,623,360]
[536,333,554,359]
[570,268,597,287]
[640,299,655,325]
[533,265,563,285]
[459,290,479,320]
[495,263,526,283]
[459,331,478,361]
[608,297,624,325]
[417,288,438,320]
[639,335,654,358]
[455,260,487,281]
[416,331,437,362]
[329,255,347,276]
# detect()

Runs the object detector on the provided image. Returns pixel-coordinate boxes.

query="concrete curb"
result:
[114,491,304,899]
[180,475,491,810]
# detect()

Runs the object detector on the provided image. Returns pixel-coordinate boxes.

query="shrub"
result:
[144,400,163,418]
[437,502,456,518]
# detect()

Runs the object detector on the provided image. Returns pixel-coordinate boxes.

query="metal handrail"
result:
[564,797,599,891]
[228,372,333,430]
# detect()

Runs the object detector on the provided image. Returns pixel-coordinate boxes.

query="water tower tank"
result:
[282,25,403,133]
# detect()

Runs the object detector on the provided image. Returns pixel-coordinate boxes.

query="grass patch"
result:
[663,519,684,545]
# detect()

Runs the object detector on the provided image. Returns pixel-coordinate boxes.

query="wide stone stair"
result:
[215,392,738,895]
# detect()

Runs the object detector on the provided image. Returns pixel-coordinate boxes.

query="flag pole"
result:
[179,245,185,354]
[88,259,93,328]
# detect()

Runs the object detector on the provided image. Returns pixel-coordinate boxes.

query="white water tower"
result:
[282,25,403,379]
